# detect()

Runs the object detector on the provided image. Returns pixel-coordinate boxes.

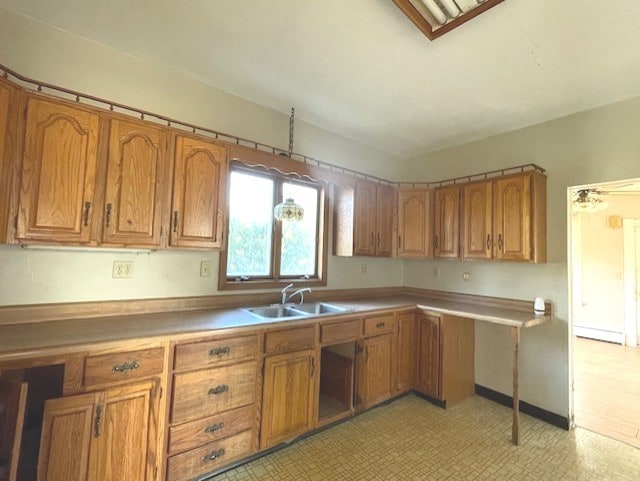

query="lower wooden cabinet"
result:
[260,349,317,449]
[396,312,417,393]
[38,380,159,481]
[416,313,441,399]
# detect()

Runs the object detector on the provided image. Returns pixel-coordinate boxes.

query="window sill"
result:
[218,277,327,291]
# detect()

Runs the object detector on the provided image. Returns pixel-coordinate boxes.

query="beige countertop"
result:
[0,294,550,362]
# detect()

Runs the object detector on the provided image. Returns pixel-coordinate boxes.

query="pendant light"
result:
[274,108,304,221]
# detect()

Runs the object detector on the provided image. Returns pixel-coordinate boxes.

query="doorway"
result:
[568,178,640,448]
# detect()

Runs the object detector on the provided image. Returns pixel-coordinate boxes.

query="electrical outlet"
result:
[112,260,134,278]
[360,264,367,275]
[200,260,212,277]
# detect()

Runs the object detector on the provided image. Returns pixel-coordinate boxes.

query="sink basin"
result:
[244,302,347,320]
[290,302,347,315]
[246,306,307,319]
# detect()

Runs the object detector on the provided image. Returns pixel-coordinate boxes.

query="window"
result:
[220,165,327,289]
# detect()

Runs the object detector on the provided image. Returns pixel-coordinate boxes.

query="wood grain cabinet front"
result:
[397,188,433,258]
[83,347,164,389]
[356,333,395,410]
[16,96,101,244]
[433,185,461,258]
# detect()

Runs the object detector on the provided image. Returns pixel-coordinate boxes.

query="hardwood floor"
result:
[574,337,640,448]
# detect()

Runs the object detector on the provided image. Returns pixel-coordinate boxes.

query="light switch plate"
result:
[200,260,212,277]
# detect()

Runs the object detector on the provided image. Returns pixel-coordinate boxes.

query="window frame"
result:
[219,163,329,291]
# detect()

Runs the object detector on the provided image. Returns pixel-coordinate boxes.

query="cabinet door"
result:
[0,376,28,481]
[170,135,227,248]
[90,381,158,481]
[261,350,316,449]
[493,174,531,261]
[416,314,441,399]
[17,97,100,243]
[359,333,395,409]
[433,186,460,258]
[353,179,377,256]
[38,391,103,481]
[375,184,394,256]
[0,81,14,244]
[102,119,167,246]
[396,313,416,393]
[397,189,432,258]
[462,182,492,259]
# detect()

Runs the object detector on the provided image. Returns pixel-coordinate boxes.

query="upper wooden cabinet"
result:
[397,188,433,258]
[433,185,460,258]
[17,97,100,243]
[170,135,227,248]
[102,118,168,247]
[0,80,18,244]
[335,179,394,257]
[462,172,546,262]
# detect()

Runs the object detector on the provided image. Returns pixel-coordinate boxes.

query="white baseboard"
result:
[574,326,624,344]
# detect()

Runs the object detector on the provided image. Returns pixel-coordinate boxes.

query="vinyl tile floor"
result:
[213,395,640,481]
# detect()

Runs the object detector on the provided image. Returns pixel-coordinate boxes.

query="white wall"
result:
[572,195,640,336]
[0,8,405,306]
[404,97,640,416]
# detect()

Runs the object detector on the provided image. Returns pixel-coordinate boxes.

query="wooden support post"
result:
[512,326,521,445]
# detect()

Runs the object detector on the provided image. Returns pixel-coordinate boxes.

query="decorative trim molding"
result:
[475,384,569,430]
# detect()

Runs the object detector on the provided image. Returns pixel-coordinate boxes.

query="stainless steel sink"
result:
[244,302,347,320]
[291,302,347,315]
[245,306,307,319]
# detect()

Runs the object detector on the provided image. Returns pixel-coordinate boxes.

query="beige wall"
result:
[404,97,640,415]
[0,8,405,306]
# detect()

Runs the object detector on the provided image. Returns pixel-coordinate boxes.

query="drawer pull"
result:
[376,321,385,328]
[209,346,230,356]
[208,385,229,395]
[203,448,225,463]
[112,360,139,374]
[204,422,225,433]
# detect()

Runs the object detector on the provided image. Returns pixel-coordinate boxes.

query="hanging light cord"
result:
[288,107,295,156]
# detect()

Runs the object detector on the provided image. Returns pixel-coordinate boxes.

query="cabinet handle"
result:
[209,347,230,356]
[173,211,179,233]
[486,234,491,250]
[310,357,315,377]
[203,448,225,463]
[105,203,112,227]
[208,385,229,395]
[434,235,439,250]
[204,422,225,434]
[377,232,380,247]
[93,405,103,438]
[365,346,369,362]
[376,321,385,328]
[398,235,402,250]
[82,201,91,227]
[498,234,503,251]
[112,360,139,374]
[370,232,374,247]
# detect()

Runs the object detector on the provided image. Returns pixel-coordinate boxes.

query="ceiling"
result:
[3,0,640,158]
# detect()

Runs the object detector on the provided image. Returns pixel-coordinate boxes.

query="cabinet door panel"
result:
[0,82,14,243]
[434,186,460,258]
[90,381,157,481]
[462,182,492,259]
[18,98,100,242]
[397,189,431,258]
[38,391,102,481]
[359,333,394,409]
[0,376,28,481]
[494,175,531,261]
[171,136,227,248]
[103,119,166,246]
[396,313,416,393]
[353,179,376,256]
[375,184,394,256]
[416,314,440,399]
[261,350,315,449]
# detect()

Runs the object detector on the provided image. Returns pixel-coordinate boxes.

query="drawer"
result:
[166,429,253,481]
[174,334,258,371]
[320,319,361,344]
[171,361,256,424]
[168,405,254,455]
[83,347,164,388]
[363,314,396,337]
[264,325,315,355]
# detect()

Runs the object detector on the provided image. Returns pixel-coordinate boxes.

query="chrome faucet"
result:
[285,287,312,305]
[280,283,294,304]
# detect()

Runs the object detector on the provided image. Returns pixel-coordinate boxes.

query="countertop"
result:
[0,294,550,362]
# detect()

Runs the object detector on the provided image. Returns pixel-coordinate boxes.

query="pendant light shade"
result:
[274,198,304,221]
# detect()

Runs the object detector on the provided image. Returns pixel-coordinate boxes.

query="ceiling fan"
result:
[572,184,640,213]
